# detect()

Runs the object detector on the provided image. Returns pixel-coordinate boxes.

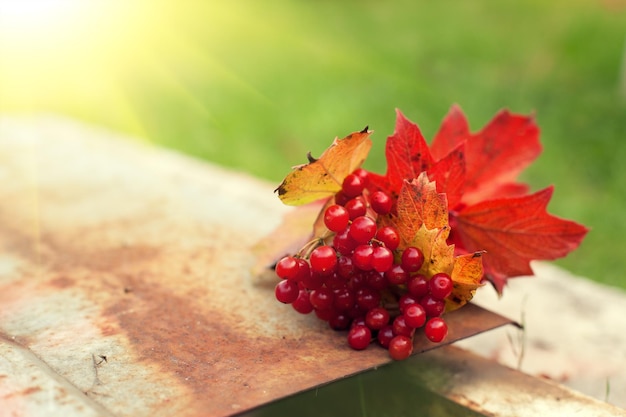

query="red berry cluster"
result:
[274,168,452,360]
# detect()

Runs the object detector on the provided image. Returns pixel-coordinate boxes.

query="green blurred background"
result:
[1,0,625,289]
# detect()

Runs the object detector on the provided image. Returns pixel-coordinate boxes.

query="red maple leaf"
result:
[369,106,588,293]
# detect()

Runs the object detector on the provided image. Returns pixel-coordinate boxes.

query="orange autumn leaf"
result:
[275,128,372,205]
[380,173,448,249]
[446,251,486,312]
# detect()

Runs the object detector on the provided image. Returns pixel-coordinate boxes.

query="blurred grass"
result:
[1,0,625,289]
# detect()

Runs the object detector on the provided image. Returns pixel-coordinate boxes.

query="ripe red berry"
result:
[309,287,334,310]
[398,293,419,313]
[324,204,350,232]
[352,168,369,186]
[275,279,299,304]
[345,197,367,219]
[309,245,337,275]
[292,290,314,314]
[336,255,356,279]
[333,288,355,311]
[377,325,394,348]
[333,228,358,256]
[351,316,366,328]
[349,216,377,243]
[342,173,365,198]
[425,317,448,343]
[371,246,394,273]
[401,247,425,272]
[429,272,453,300]
[375,226,400,250]
[420,294,445,317]
[404,304,427,328]
[388,335,413,360]
[347,325,371,350]
[328,312,351,330]
[300,270,325,290]
[355,287,381,310]
[407,274,429,297]
[275,256,299,280]
[385,264,408,285]
[364,270,388,290]
[352,244,374,271]
[365,307,390,330]
[392,315,415,337]
[294,258,311,282]
[370,191,392,215]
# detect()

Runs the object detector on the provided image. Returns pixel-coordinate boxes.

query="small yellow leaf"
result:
[275,129,372,205]
[445,251,486,312]
[414,225,455,278]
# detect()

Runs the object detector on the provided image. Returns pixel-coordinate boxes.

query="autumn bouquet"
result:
[268,106,587,360]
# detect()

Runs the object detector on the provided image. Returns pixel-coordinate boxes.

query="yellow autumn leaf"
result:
[275,128,373,206]
[414,225,455,278]
[445,251,486,312]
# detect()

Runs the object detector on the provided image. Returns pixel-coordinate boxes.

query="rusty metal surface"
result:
[0,116,515,417]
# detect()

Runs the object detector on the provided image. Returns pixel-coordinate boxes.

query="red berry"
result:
[352,244,374,271]
[352,168,369,186]
[309,245,337,275]
[392,315,415,337]
[294,258,311,282]
[388,335,413,360]
[425,317,448,343]
[275,279,299,304]
[377,325,394,348]
[333,288,355,311]
[401,247,425,272]
[429,272,453,300]
[370,191,392,215]
[336,255,356,279]
[351,316,366,328]
[334,191,350,206]
[333,228,357,256]
[375,226,400,250]
[371,246,394,273]
[328,312,351,330]
[398,293,419,313]
[275,256,299,280]
[324,204,350,232]
[364,270,388,291]
[314,307,335,321]
[385,264,408,285]
[345,197,367,219]
[324,273,345,290]
[407,274,429,297]
[292,290,314,314]
[356,287,381,310]
[347,325,371,350]
[309,287,334,310]
[342,173,365,198]
[300,270,325,290]
[404,304,426,328]
[365,307,390,330]
[349,216,377,244]
[420,294,445,317]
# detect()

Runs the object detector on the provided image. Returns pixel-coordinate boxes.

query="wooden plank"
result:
[0,116,515,416]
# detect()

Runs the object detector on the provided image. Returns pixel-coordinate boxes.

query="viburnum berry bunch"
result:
[269,106,588,360]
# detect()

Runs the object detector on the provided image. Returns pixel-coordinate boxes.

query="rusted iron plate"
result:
[0,116,515,417]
